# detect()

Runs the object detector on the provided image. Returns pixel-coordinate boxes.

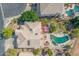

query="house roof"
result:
[2,3,26,18]
[15,22,42,48]
[39,3,64,16]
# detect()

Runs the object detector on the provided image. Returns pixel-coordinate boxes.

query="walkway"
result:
[19,52,33,56]
[71,38,79,56]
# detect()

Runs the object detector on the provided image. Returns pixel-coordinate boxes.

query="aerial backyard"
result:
[0,3,79,56]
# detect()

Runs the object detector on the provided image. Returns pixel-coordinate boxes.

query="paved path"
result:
[0,38,14,55]
[71,38,79,56]
[0,40,5,55]
[19,52,33,56]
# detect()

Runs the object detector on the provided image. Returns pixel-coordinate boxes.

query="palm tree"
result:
[49,20,59,33]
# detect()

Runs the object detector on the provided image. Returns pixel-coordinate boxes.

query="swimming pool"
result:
[66,9,74,16]
[50,34,69,44]
[74,5,79,12]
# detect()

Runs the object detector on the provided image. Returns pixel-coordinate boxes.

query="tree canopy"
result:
[71,29,79,38]
[69,16,79,29]
[18,10,39,24]
[41,18,49,25]
[49,20,59,33]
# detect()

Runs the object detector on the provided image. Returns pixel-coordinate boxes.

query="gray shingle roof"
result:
[2,3,26,18]
[39,3,64,16]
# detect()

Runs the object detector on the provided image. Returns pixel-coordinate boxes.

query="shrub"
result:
[71,29,79,38]
[33,48,40,56]
[5,49,17,56]
[18,10,39,24]
[47,49,53,56]
[2,27,14,39]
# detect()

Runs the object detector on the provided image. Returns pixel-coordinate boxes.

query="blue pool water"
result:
[74,5,79,12]
[50,34,69,44]
[66,9,74,16]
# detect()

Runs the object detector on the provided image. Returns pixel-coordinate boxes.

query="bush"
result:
[69,16,79,29]
[5,49,17,56]
[33,48,40,56]
[47,49,53,56]
[71,29,79,38]
[2,27,14,39]
[41,18,49,25]
[65,52,71,56]
[49,20,59,33]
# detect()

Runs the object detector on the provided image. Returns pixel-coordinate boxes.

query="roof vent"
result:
[27,40,30,46]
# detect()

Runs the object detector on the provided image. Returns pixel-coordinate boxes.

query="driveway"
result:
[0,40,5,55]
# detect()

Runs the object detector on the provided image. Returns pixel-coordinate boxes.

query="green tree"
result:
[71,29,79,38]
[47,49,53,56]
[59,22,68,33]
[49,20,59,33]
[5,49,17,56]
[74,17,79,28]
[69,16,79,29]
[41,18,49,25]
[2,27,14,39]
[33,48,40,56]
[65,3,70,6]
[64,20,70,31]
[18,10,39,24]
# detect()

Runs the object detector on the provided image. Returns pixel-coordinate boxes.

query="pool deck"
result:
[52,33,65,37]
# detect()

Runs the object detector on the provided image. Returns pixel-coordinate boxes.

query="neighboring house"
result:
[0,3,27,27]
[15,22,42,49]
[32,3,64,17]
